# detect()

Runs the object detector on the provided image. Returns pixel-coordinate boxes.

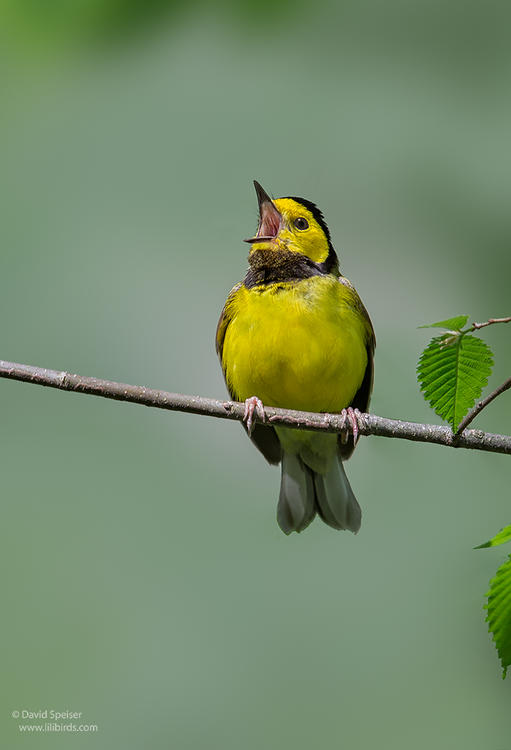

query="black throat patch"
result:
[244,248,329,289]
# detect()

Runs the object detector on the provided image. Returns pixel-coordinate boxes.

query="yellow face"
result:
[248,197,331,265]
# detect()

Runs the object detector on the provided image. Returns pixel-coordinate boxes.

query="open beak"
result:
[244,180,281,244]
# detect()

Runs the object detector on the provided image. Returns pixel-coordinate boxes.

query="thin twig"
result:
[470,316,511,331]
[454,376,511,439]
[0,359,510,455]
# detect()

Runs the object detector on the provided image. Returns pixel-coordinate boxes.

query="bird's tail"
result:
[277,451,362,535]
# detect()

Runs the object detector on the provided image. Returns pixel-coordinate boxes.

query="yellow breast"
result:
[221,276,368,413]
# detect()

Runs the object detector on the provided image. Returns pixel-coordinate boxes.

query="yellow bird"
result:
[216,181,375,534]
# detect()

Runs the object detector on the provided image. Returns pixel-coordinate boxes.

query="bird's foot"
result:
[339,407,362,445]
[243,396,265,435]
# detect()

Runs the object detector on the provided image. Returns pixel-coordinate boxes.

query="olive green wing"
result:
[215,282,242,362]
[337,278,376,460]
[216,283,282,465]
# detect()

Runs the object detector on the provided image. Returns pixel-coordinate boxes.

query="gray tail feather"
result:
[277,452,361,535]
[312,456,362,533]
[277,452,317,535]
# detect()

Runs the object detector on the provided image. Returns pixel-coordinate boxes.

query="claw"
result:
[243,396,265,435]
[339,406,361,445]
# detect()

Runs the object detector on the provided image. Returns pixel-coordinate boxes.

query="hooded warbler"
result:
[216,181,375,535]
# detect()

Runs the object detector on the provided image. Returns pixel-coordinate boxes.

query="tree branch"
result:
[470,316,511,331]
[453,376,511,439]
[0,359,510,455]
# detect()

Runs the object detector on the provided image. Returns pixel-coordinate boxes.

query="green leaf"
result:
[417,333,493,430]
[418,315,469,331]
[486,555,511,678]
[476,525,511,549]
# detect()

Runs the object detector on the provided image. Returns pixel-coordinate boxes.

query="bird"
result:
[216,181,375,535]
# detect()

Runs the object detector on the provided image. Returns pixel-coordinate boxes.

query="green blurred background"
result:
[1,1,510,747]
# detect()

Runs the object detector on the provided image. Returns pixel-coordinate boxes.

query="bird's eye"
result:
[294,217,309,231]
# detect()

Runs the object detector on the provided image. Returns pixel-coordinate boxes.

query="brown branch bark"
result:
[0,359,510,455]
[470,316,511,331]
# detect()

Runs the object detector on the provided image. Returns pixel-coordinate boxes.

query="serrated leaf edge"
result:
[485,554,511,678]
[417,333,493,430]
